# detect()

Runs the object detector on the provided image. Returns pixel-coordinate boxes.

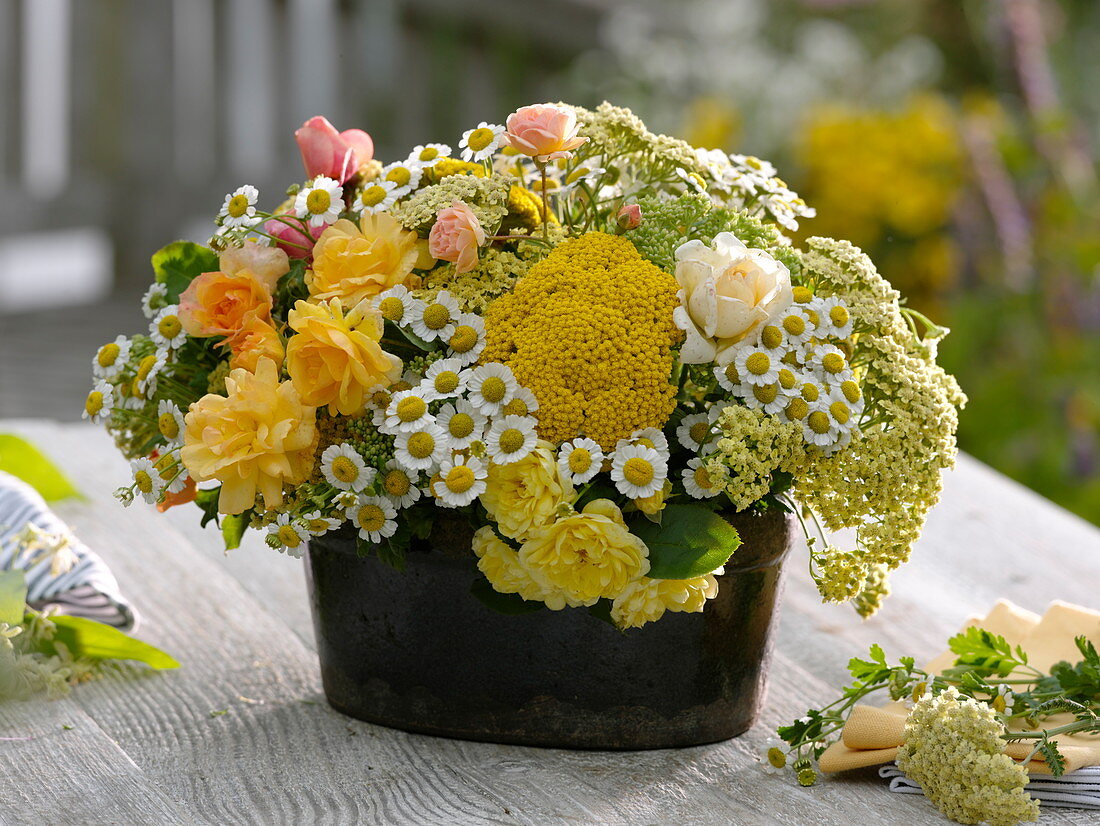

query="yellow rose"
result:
[609,572,722,629]
[181,358,316,515]
[479,441,573,541]
[286,299,402,416]
[673,232,793,365]
[518,499,649,607]
[472,526,550,604]
[633,480,672,516]
[307,214,420,307]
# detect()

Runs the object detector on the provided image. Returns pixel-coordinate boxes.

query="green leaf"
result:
[1040,739,1067,777]
[195,487,221,529]
[0,434,82,502]
[221,510,252,550]
[385,320,434,353]
[356,534,407,572]
[152,241,218,302]
[470,577,545,615]
[588,599,616,627]
[274,258,309,316]
[628,504,740,580]
[43,615,179,669]
[947,627,1021,678]
[0,570,27,627]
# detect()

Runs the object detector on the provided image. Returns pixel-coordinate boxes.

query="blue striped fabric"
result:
[0,471,135,630]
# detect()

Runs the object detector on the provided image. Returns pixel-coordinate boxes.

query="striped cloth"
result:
[880,763,1100,811]
[0,471,135,630]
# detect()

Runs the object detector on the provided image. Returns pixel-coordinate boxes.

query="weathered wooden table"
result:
[2,421,1098,825]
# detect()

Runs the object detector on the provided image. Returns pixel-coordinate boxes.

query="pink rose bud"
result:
[264,211,328,260]
[617,204,643,231]
[428,201,486,274]
[504,103,588,162]
[294,116,375,184]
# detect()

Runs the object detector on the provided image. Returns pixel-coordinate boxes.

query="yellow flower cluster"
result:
[425,158,486,183]
[707,405,805,511]
[392,173,510,234]
[481,232,682,448]
[418,247,530,314]
[506,184,554,230]
[610,572,720,629]
[480,442,573,540]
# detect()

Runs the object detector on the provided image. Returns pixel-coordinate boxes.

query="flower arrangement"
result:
[87,102,964,629]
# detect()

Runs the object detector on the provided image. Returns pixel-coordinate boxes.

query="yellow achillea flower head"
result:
[481,232,682,449]
[506,184,556,230]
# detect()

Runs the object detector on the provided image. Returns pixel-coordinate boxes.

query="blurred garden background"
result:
[0,0,1097,524]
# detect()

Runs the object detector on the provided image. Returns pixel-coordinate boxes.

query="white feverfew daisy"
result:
[676,409,720,451]
[408,291,459,342]
[802,402,849,453]
[372,284,424,327]
[393,422,448,471]
[266,513,309,558]
[347,495,398,544]
[738,381,790,416]
[383,388,434,434]
[407,143,452,165]
[625,427,669,454]
[130,457,165,505]
[294,176,344,226]
[421,358,469,402]
[733,346,780,387]
[755,322,787,353]
[156,400,186,446]
[557,438,604,485]
[155,452,189,494]
[219,184,259,229]
[674,167,707,194]
[501,386,539,418]
[445,313,487,366]
[136,351,168,397]
[775,305,815,348]
[713,361,742,393]
[93,335,132,379]
[682,458,722,499]
[320,444,375,492]
[380,161,424,197]
[814,297,854,339]
[806,343,849,381]
[611,443,668,500]
[300,511,341,538]
[379,459,422,509]
[141,283,169,320]
[353,179,398,215]
[436,400,487,450]
[432,455,488,508]
[333,490,360,514]
[466,362,517,416]
[150,305,187,350]
[82,380,113,424]
[459,122,506,162]
[485,415,538,465]
[833,378,865,421]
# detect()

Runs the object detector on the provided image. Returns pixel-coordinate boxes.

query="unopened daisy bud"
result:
[797,767,818,787]
[616,203,643,232]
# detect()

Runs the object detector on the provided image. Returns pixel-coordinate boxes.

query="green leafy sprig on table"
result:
[773,628,1100,786]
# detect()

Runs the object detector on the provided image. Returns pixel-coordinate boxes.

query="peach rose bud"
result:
[504,103,588,162]
[428,201,486,274]
[616,204,643,231]
[295,116,375,184]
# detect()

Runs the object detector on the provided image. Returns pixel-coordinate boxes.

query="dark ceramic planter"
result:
[305,509,792,750]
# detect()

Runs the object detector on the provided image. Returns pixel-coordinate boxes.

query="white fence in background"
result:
[0,0,606,310]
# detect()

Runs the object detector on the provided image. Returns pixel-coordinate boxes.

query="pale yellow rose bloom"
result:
[472,526,551,605]
[609,571,722,629]
[673,232,793,365]
[307,213,420,307]
[517,499,649,607]
[633,480,672,516]
[479,441,573,541]
[181,358,317,515]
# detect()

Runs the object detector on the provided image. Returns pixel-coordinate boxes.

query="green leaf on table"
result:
[0,434,82,502]
[946,626,1021,678]
[221,509,252,550]
[153,241,219,302]
[628,504,740,580]
[470,577,545,615]
[43,615,179,669]
[0,570,27,627]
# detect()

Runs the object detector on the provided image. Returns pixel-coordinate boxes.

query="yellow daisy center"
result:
[306,188,332,215]
[383,469,411,497]
[97,342,120,367]
[371,390,393,408]
[821,353,846,374]
[136,355,157,382]
[777,368,797,390]
[689,421,709,444]
[385,167,412,187]
[447,413,475,439]
[568,448,592,474]
[466,127,494,152]
[330,455,360,484]
[745,352,771,376]
[502,398,529,416]
[829,401,850,425]
[805,309,820,327]
[829,305,849,327]
[694,466,713,490]
[422,303,451,330]
[792,286,813,304]
[396,396,427,423]
[753,384,778,405]
[782,315,805,337]
[307,518,331,533]
[378,296,404,321]
[158,412,179,439]
[635,437,657,450]
[158,315,182,339]
[444,465,476,494]
[786,398,809,420]
[356,505,386,533]
[808,411,831,435]
[623,457,655,488]
[360,184,388,207]
[801,383,820,403]
[433,371,460,395]
[134,470,153,494]
[480,376,506,404]
[226,193,250,218]
[418,147,440,161]
[449,325,478,353]
[407,432,436,459]
[760,325,783,349]
[723,364,740,385]
[498,428,525,454]
[767,747,787,769]
[841,380,862,404]
[85,391,104,416]
[277,524,303,548]
[130,378,144,400]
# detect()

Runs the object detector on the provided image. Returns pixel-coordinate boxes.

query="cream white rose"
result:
[672,233,794,365]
